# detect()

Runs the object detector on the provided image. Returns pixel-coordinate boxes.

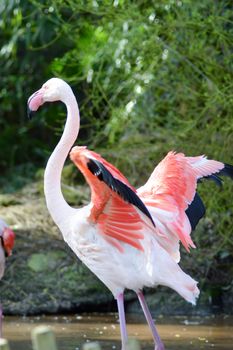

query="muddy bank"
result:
[0,181,232,316]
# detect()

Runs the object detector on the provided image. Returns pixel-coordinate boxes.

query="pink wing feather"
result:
[137,151,224,260]
[97,195,145,252]
[70,146,147,252]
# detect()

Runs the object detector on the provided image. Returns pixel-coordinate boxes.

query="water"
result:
[3,313,233,349]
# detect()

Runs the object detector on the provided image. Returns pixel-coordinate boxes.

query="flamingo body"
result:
[68,146,200,303]
[0,219,15,338]
[0,243,5,280]
[0,219,15,277]
[27,78,233,350]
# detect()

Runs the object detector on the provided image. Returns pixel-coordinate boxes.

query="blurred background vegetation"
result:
[0,0,233,314]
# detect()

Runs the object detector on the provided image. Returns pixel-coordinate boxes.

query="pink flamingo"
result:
[28,78,233,350]
[0,219,15,338]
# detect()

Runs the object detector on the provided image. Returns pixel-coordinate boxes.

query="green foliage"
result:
[1,0,233,307]
[1,1,232,171]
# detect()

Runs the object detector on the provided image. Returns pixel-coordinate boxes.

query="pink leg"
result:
[0,303,2,338]
[137,291,165,350]
[116,293,128,350]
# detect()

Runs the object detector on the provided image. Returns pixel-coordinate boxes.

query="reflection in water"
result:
[3,313,233,350]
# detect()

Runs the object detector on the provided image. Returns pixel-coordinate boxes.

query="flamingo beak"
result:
[27,89,44,119]
[27,104,36,120]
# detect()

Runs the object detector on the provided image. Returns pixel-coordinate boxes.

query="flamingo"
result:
[27,78,233,350]
[0,219,15,338]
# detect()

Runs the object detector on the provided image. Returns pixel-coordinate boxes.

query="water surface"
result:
[3,313,233,349]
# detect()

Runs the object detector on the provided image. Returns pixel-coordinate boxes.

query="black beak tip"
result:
[27,105,36,120]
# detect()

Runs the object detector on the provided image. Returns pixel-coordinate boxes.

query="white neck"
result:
[44,92,79,226]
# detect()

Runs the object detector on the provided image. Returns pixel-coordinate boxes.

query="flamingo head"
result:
[27,78,73,118]
[0,220,15,257]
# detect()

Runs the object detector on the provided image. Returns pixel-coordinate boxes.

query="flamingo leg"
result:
[116,293,128,350]
[0,303,2,338]
[137,291,165,350]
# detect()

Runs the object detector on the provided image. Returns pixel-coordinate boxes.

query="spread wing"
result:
[70,146,154,252]
[137,151,226,261]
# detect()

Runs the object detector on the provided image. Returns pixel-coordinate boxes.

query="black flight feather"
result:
[185,193,206,231]
[87,158,155,227]
[202,163,233,184]
[187,162,233,231]
[199,174,223,187]
[216,163,233,179]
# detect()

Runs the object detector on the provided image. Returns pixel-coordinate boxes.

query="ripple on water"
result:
[3,314,233,350]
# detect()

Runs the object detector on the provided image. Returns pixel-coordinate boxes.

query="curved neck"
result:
[44,93,79,226]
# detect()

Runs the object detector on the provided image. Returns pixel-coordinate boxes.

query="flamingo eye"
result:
[43,84,49,90]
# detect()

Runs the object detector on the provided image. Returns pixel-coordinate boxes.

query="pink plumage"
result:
[138,151,225,255]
